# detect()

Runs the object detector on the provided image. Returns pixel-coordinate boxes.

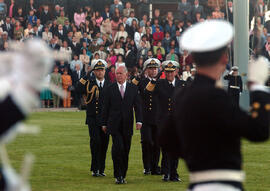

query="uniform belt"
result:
[189,170,245,183]
[230,86,240,89]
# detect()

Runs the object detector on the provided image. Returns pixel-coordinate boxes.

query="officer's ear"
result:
[220,50,229,66]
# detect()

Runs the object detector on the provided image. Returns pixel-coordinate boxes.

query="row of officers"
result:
[76,55,245,185]
[76,58,184,184]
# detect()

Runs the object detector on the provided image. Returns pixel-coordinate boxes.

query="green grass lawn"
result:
[6,112,270,191]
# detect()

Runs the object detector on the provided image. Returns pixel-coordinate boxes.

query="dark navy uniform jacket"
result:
[160,74,270,172]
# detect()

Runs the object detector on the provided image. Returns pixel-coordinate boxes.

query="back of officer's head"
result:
[191,46,228,68]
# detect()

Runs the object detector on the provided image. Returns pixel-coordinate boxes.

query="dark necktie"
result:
[169,82,174,90]
[100,82,103,89]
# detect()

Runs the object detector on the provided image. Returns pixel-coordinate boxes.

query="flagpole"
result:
[233,0,249,110]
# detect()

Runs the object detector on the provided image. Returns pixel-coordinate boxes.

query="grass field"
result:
[6,111,270,191]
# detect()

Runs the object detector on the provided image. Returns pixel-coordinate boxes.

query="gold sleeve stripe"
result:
[79,78,87,85]
[132,78,139,86]
[146,82,156,92]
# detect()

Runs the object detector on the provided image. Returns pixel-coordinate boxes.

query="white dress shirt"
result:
[169,78,176,87]
[117,81,142,125]
[117,81,127,93]
[96,79,105,88]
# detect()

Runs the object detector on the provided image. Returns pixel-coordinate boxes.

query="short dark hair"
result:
[191,46,228,67]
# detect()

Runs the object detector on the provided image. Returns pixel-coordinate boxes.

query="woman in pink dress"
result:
[106,49,117,66]
[94,11,103,27]
[74,7,86,27]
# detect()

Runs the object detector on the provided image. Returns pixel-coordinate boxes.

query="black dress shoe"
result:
[144,169,151,175]
[170,176,181,182]
[151,168,161,175]
[99,172,106,176]
[162,174,170,181]
[92,171,100,177]
[115,177,124,184]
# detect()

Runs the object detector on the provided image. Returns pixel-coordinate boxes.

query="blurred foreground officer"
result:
[102,65,142,184]
[224,66,243,108]
[77,59,110,177]
[132,58,162,175]
[0,39,69,191]
[161,20,270,191]
[146,60,185,182]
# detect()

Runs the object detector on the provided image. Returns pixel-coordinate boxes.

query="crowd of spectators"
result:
[0,0,268,108]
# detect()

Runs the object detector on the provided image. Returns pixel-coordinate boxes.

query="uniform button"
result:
[168,98,171,101]
[149,108,152,110]
[251,111,258,118]
[168,108,171,111]
[168,104,171,106]
[150,99,152,101]
[253,102,260,110]
[96,107,98,109]
[96,111,98,114]
[150,103,152,106]
[265,104,270,111]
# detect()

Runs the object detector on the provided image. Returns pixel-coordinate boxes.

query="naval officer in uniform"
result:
[160,20,270,191]
[77,59,110,177]
[132,58,162,175]
[145,60,186,182]
[224,66,243,108]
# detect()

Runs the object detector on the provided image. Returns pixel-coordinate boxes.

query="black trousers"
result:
[230,94,240,108]
[88,118,109,173]
[111,132,132,178]
[140,123,160,171]
[161,150,179,177]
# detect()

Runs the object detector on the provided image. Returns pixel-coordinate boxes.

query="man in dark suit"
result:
[102,64,142,184]
[40,5,52,25]
[77,59,110,177]
[109,0,123,15]
[177,0,192,23]
[145,60,185,182]
[225,0,233,24]
[132,58,162,175]
[80,32,91,47]
[161,20,270,191]
[2,17,14,39]
[63,20,72,36]
[56,24,65,41]
[190,0,204,22]
[71,63,85,108]
[49,37,60,50]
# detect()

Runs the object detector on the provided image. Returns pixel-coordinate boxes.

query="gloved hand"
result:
[229,70,233,75]
[248,56,269,86]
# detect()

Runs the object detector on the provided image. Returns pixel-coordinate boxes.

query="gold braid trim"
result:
[132,78,139,86]
[146,82,156,92]
[79,78,87,85]
[85,84,99,104]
